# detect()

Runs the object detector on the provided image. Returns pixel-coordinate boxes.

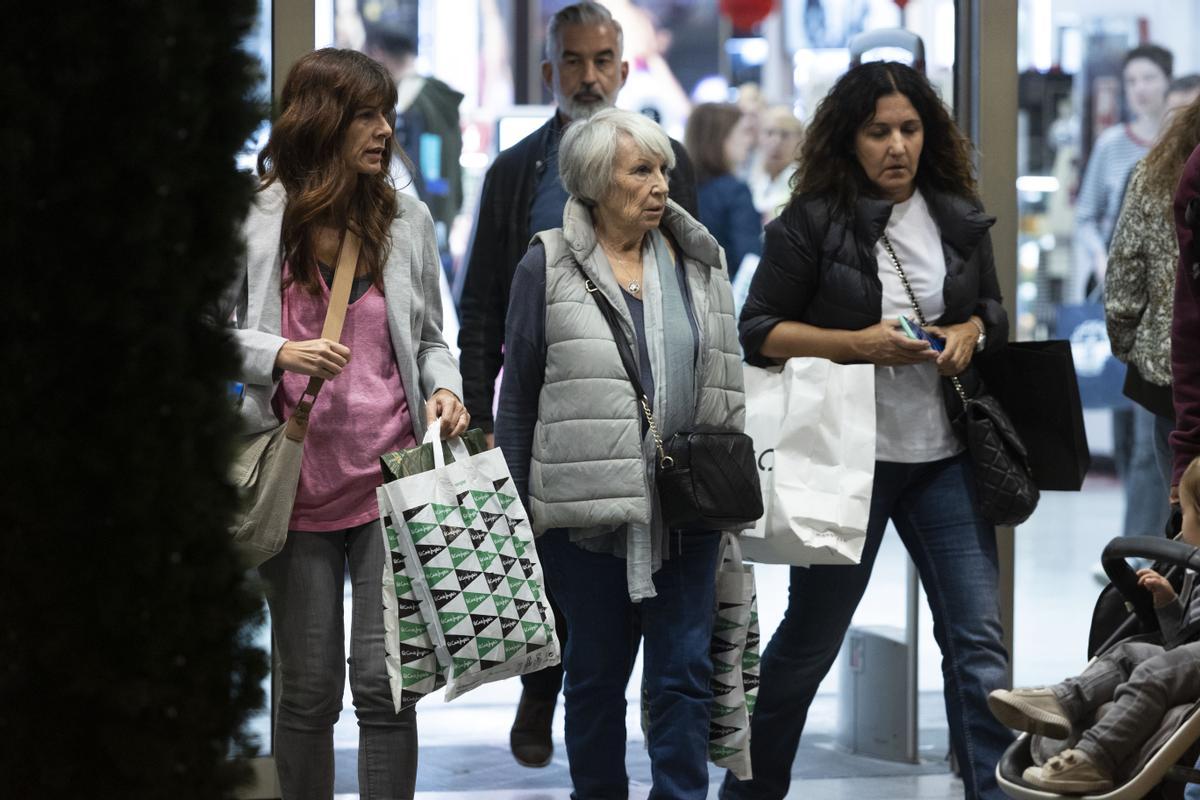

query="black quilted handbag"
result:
[946,374,1040,526]
[880,233,1039,527]
[656,427,764,529]
[576,266,764,531]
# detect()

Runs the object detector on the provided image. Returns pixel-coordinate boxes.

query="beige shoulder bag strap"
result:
[283,229,362,442]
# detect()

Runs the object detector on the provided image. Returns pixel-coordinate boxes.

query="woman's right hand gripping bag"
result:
[741,358,876,566]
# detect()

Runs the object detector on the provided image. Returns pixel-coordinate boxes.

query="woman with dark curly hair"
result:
[219,48,469,798]
[719,61,1013,800]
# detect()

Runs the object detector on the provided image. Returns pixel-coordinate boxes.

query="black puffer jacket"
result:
[739,189,1008,366]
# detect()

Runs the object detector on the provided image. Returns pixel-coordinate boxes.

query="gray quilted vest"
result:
[527,197,746,533]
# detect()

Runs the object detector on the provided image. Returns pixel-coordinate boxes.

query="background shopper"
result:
[686,102,763,279]
[1077,44,1175,548]
[1106,95,1200,491]
[749,105,805,223]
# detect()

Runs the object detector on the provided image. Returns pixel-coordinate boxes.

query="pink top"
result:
[275,263,417,531]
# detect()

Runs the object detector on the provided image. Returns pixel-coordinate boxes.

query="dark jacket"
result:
[697,173,762,280]
[396,76,464,232]
[739,189,1008,367]
[457,113,699,431]
[1171,143,1200,484]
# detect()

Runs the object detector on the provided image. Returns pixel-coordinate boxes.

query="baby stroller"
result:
[996,534,1200,799]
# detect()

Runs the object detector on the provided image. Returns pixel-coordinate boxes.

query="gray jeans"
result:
[1052,641,1200,773]
[259,520,417,799]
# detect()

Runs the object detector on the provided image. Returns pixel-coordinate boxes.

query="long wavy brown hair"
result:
[1141,95,1200,199]
[257,48,403,294]
[795,61,978,217]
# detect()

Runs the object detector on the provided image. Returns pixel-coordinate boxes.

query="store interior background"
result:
[236,0,1200,795]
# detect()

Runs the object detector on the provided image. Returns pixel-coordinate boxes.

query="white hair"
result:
[544,1,624,62]
[558,108,676,206]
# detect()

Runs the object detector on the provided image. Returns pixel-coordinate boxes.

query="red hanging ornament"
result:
[719,0,776,31]
[893,0,910,8]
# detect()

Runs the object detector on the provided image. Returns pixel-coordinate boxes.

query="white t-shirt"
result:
[872,190,964,463]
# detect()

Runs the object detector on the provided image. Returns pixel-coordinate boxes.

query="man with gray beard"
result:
[456,0,697,770]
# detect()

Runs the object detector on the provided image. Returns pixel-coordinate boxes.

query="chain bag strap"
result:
[574,263,763,530]
[879,233,973,408]
[878,233,1038,526]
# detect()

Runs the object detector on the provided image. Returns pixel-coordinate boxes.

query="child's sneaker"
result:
[987,687,1072,739]
[1022,748,1114,794]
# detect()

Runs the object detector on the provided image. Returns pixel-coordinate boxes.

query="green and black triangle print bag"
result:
[378,427,560,710]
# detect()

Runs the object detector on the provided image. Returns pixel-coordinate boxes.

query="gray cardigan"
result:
[220,182,463,438]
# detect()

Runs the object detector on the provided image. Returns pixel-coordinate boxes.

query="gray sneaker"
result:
[1023,748,1114,794]
[988,687,1072,739]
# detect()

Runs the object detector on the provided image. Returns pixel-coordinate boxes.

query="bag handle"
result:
[573,263,673,468]
[422,423,472,471]
[284,229,362,441]
[879,233,970,407]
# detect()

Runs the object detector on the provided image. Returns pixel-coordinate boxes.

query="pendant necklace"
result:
[604,244,642,295]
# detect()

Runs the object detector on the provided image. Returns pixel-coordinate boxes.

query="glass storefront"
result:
[242,0,1200,792]
[1012,0,1200,685]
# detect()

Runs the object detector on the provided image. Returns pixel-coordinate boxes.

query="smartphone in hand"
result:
[898,316,944,352]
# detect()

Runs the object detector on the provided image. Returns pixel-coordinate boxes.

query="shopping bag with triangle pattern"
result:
[637,532,760,778]
[377,486,447,712]
[709,532,759,780]
[379,426,560,707]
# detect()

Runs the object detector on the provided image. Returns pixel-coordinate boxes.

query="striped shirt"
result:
[1076,124,1152,248]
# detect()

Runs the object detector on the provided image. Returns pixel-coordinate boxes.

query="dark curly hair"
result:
[795,61,977,217]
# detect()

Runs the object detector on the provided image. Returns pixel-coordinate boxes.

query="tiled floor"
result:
[250,475,1129,798]
[395,775,964,800]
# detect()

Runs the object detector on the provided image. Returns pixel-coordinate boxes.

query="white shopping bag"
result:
[379,426,560,707]
[741,365,788,542]
[741,358,876,567]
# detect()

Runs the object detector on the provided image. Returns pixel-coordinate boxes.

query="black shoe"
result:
[510,689,556,768]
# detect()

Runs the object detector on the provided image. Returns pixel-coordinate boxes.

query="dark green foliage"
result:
[0,1,269,795]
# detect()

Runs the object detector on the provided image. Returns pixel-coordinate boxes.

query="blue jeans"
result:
[1153,412,1175,489]
[720,454,1013,800]
[258,521,418,800]
[1112,405,1172,538]
[1187,757,1200,800]
[538,529,721,800]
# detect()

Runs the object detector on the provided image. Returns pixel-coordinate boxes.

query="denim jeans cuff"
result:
[1052,681,1085,726]
[1074,737,1118,777]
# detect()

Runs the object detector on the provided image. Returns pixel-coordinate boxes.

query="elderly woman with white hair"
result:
[495,107,745,799]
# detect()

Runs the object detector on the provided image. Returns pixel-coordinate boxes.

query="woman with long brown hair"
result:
[684,103,763,278]
[1106,94,1200,488]
[222,48,468,798]
[722,61,1013,799]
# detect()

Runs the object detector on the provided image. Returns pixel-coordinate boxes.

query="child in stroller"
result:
[987,458,1200,795]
